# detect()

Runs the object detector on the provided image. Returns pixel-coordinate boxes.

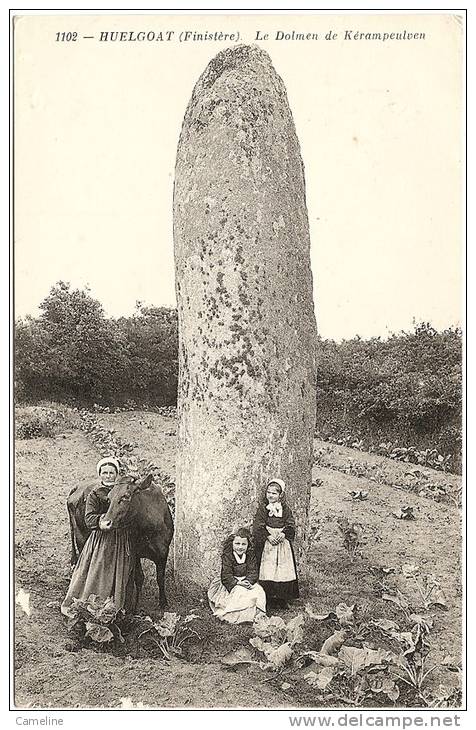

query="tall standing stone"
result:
[173,45,317,586]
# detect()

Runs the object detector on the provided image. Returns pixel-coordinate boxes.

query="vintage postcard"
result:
[12,11,464,717]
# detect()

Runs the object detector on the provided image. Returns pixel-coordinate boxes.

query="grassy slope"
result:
[14,409,462,708]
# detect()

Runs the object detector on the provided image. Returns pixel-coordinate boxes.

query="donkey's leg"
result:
[147,538,170,608]
[134,558,145,610]
[155,556,168,608]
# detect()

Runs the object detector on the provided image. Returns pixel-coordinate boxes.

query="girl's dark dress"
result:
[207,547,267,623]
[253,503,299,605]
[61,485,137,617]
[220,549,259,591]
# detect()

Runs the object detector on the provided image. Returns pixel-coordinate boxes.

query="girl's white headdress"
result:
[267,478,285,493]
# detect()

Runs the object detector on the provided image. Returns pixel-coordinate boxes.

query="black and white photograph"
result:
[11,9,465,715]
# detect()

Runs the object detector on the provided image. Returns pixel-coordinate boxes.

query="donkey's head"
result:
[101,473,153,529]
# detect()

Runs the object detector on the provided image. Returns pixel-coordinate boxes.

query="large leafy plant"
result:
[137,611,200,660]
[67,594,125,644]
[221,613,305,672]
[337,518,363,561]
[249,613,305,669]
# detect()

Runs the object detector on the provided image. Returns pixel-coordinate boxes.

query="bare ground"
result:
[14,410,463,709]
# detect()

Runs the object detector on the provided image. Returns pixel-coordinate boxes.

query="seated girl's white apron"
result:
[208,578,266,624]
[259,527,297,582]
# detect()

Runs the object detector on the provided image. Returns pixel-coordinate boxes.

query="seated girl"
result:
[207,527,266,624]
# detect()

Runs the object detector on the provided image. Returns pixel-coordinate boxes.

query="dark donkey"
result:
[67,473,174,607]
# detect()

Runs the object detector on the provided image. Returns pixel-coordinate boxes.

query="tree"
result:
[116,304,178,405]
[15,315,52,401]
[16,281,130,404]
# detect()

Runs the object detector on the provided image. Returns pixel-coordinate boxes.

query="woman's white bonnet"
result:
[96,456,120,476]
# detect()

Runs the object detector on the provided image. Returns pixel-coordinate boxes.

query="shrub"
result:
[315,324,462,472]
[16,415,54,439]
[15,283,178,408]
[15,405,80,440]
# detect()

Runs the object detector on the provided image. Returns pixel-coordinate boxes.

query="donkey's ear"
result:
[143,473,154,489]
[117,474,135,487]
[135,473,153,492]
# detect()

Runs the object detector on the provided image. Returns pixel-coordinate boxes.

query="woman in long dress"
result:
[208,528,266,624]
[61,457,137,618]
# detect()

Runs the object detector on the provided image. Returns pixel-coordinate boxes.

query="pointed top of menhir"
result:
[197,44,277,91]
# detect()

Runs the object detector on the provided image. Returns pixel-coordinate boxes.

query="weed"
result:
[337,518,363,561]
[66,594,125,645]
[16,405,80,439]
[136,611,201,660]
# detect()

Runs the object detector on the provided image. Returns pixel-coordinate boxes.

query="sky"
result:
[14,13,463,341]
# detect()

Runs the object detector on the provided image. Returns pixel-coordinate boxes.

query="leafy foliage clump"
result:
[16,415,55,440]
[249,613,305,668]
[136,611,201,660]
[221,613,305,671]
[15,405,81,440]
[15,282,178,407]
[66,594,125,645]
[315,323,462,473]
[337,518,363,561]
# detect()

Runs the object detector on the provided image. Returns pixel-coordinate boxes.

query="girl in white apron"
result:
[252,479,299,609]
[207,527,266,624]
